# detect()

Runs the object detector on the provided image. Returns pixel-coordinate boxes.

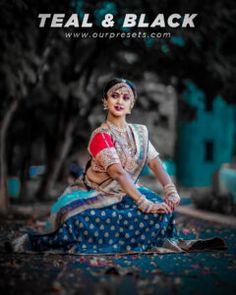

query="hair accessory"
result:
[107,82,134,103]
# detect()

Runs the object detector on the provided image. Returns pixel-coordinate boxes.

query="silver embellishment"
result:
[106,121,137,172]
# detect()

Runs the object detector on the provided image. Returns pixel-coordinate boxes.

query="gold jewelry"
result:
[136,195,154,213]
[103,99,108,110]
[106,121,135,156]
[107,83,134,104]
[136,194,146,205]
[163,183,180,205]
[164,183,177,196]
[106,120,137,172]
[106,120,128,133]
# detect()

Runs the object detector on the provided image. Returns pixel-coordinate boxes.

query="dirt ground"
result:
[0,210,236,295]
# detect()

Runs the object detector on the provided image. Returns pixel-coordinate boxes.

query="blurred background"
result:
[0,0,236,216]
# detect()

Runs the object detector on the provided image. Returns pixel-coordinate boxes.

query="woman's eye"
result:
[123,95,130,101]
[112,93,118,98]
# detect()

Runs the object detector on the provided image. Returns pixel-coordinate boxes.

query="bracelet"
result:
[136,194,146,206]
[139,201,151,212]
[163,183,177,196]
[163,183,180,203]
[163,183,176,192]
[136,195,154,213]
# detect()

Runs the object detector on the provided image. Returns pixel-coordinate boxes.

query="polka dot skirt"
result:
[29,187,178,254]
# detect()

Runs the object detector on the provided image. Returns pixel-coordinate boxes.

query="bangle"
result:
[163,183,176,191]
[136,195,154,213]
[139,201,153,213]
[163,183,177,196]
[135,194,146,204]
[136,194,146,205]
[163,183,180,203]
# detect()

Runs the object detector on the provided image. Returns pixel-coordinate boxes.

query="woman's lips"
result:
[114,105,124,111]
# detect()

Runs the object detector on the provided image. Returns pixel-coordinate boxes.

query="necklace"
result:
[106,121,137,172]
[106,120,128,133]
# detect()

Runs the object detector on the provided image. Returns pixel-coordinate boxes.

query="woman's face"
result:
[106,86,133,117]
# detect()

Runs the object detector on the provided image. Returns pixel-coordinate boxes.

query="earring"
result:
[103,100,108,110]
[128,101,134,114]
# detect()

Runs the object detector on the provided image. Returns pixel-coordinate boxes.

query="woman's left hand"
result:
[165,194,180,211]
[165,199,175,211]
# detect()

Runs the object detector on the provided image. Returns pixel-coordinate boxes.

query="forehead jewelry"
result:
[107,83,134,104]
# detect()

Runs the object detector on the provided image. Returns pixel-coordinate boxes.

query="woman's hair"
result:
[103,78,137,100]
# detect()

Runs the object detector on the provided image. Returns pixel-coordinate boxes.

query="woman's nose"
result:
[117,96,123,104]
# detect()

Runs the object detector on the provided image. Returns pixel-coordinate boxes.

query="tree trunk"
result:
[0,99,19,214]
[36,120,76,200]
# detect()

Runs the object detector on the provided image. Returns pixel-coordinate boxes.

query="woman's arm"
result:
[107,164,142,202]
[148,157,172,187]
[148,157,180,209]
[107,163,172,214]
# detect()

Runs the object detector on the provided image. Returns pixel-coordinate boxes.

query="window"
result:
[205,141,214,162]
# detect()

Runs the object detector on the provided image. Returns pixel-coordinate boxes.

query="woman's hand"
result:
[165,194,181,211]
[163,183,181,211]
[137,198,154,213]
[137,196,172,214]
[149,202,173,214]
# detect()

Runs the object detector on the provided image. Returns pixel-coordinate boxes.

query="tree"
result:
[1,0,235,209]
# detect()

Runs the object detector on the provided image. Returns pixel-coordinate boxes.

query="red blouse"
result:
[88,132,121,171]
[89,132,114,157]
[88,129,159,173]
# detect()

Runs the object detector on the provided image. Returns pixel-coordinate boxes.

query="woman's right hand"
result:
[137,196,172,214]
[149,202,173,214]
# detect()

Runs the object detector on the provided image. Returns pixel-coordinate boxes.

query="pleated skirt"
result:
[28,186,178,254]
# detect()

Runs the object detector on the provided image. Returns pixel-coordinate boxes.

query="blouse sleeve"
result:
[88,132,121,171]
[147,140,160,162]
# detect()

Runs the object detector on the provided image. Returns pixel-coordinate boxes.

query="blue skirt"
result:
[29,187,178,254]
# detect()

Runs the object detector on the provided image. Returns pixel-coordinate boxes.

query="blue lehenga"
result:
[29,187,178,254]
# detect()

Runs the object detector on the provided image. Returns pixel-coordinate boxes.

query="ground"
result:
[0,204,236,295]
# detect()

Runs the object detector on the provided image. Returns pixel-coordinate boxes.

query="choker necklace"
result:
[106,120,128,133]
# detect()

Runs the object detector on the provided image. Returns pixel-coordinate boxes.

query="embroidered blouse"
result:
[87,125,159,174]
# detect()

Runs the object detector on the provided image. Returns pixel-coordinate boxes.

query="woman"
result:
[12,78,225,254]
